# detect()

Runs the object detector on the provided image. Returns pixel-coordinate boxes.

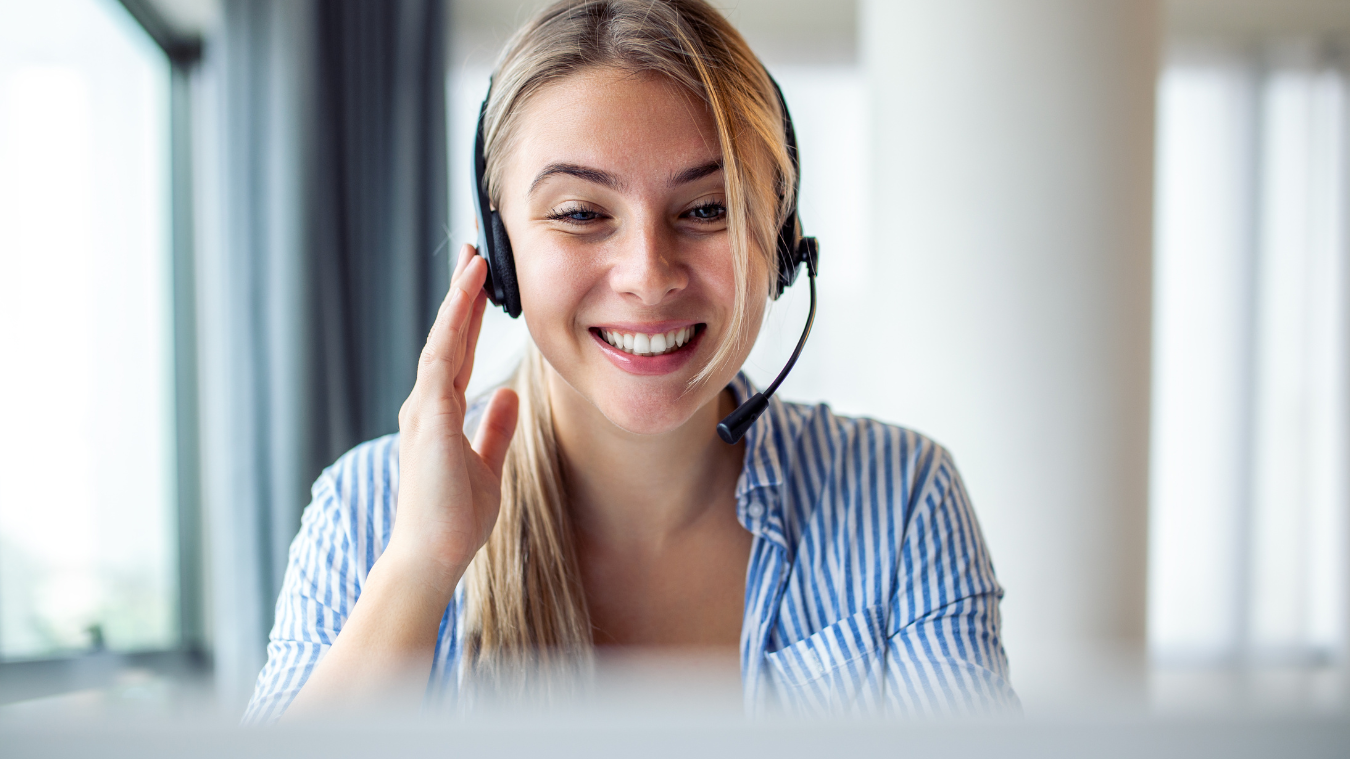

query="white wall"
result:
[1151,43,1350,673]
[1149,53,1258,663]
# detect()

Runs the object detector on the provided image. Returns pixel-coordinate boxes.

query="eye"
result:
[546,204,605,225]
[684,201,726,222]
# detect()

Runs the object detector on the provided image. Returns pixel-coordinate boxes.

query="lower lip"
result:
[591,328,703,376]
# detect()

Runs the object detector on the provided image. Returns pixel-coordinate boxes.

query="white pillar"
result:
[861,0,1159,708]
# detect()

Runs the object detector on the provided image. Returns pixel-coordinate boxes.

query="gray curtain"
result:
[310,0,449,473]
[199,0,448,706]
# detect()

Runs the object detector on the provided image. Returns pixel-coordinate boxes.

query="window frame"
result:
[0,0,207,705]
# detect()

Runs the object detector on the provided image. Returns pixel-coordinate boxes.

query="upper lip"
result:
[590,320,701,334]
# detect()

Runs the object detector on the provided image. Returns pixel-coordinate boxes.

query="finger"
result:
[440,253,487,349]
[441,245,476,316]
[449,256,488,362]
[454,289,488,394]
[452,243,473,281]
[473,387,519,479]
[427,245,475,341]
[426,245,475,345]
[417,257,485,400]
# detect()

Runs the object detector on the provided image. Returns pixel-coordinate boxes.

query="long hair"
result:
[461,0,795,699]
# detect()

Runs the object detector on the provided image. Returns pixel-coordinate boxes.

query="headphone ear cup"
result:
[772,218,803,299]
[489,210,522,318]
[773,252,795,299]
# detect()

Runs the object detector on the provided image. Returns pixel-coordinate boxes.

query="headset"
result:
[471,73,818,445]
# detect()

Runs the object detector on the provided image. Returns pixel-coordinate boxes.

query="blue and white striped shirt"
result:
[245,373,1017,722]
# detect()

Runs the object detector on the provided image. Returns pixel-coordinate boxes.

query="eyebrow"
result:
[528,163,624,195]
[526,159,725,196]
[669,160,723,187]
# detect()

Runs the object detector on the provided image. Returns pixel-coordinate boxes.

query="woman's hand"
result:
[283,245,518,719]
[386,244,520,593]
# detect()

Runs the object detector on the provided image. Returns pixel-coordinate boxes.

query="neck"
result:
[547,369,744,549]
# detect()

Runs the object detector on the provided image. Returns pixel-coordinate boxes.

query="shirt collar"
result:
[728,372,790,546]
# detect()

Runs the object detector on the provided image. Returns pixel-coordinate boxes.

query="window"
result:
[1151,42,1347,669]
[0,0,177,659]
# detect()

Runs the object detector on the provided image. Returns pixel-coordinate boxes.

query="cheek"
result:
[684,236,754,315]
[513,234,595,344]
[695,247,738,308]
[699,243,769,340]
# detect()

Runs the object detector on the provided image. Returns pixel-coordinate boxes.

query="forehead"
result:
[505,68,721,189]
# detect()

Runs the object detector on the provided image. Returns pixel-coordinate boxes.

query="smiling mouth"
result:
[592,325,703,357]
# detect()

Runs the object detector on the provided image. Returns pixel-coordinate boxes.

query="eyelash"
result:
[544,201,727,226]
[685,200,726,223]
[545,205,603,224]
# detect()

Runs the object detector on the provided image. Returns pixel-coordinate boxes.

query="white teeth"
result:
[599,326,697,356]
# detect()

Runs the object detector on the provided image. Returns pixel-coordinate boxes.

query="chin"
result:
[592,378,708,436]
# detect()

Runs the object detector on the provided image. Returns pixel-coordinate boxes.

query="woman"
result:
[246,0,1016,722]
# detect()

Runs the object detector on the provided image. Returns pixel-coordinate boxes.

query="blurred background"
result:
[0,0,1347,733]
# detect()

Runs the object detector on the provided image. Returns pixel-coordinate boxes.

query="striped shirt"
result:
[244,372,1018,722]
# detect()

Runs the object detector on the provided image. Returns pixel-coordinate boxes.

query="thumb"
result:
[473,387,519,478]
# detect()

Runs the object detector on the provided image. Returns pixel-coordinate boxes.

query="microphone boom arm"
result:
[717,241,818,445]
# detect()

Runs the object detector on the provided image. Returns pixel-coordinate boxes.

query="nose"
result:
[608,220,688,306]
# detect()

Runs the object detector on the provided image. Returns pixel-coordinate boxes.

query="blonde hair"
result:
[462,0,795,698]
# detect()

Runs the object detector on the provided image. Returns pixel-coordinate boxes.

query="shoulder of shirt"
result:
[310,432,401,503]
[773,397,953,461]
[768,397,962,514]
